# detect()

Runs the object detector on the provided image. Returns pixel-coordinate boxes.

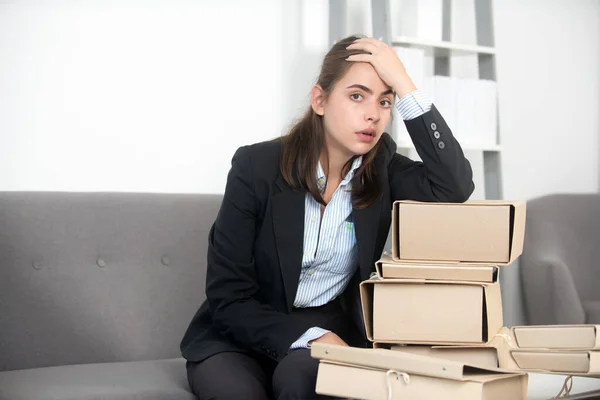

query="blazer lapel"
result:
[272,175,305,312]
[352,196,382,281]
[353,154,387,281]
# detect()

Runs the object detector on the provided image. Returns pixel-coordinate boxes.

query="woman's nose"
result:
[365,105,380,123]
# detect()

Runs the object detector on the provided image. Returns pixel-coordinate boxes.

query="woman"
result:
[180,35,474,399]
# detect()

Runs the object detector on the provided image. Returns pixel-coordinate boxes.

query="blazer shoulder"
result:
[231,137,283,184]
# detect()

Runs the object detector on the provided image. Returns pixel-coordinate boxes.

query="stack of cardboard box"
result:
[364,200,526,348]
[377,201,600,378]
[312,200,529,399]
[312,200,600,398]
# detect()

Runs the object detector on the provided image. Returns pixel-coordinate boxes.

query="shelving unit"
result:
[329,0,504,201]
[391,36,496,56]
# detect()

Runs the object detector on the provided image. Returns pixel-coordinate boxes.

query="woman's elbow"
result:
[438,179,475,203]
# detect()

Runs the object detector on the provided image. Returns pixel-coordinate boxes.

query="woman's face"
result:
[313,62,394,159]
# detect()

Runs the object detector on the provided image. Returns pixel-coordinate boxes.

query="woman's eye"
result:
[351,93,363,101]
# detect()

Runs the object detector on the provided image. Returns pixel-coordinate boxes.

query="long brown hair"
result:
[279,34,383,210]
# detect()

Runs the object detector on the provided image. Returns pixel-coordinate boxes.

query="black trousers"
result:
[186,297,363,400]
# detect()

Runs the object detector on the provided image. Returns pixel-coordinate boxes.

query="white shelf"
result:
[396,141,502,152]
[391,36,496,56]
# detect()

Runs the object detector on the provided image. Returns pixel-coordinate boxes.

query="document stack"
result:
[312,200,529,399]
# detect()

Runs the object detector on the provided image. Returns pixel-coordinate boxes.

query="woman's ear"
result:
[310,84,326,116]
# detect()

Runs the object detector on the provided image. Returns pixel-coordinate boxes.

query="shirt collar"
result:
[316,156,363,193]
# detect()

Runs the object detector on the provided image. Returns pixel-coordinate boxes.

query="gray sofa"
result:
[5,190,585,399]
[520,193,600,325]
[0,192,223,400]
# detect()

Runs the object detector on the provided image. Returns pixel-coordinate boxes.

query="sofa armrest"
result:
[522,256,585,325]
[547,257,586,324]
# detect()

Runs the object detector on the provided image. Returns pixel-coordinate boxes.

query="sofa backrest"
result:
[521,193,600,324]
[0,192,222,371]
[524,193,600,296]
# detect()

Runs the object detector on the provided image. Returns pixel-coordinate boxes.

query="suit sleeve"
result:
[205,146,312,362]
[385,104,475,203]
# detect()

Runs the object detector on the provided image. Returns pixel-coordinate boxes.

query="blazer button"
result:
[438,141,446,149]
[266,349,272,356]
[430,122,437,131]
[433,131,441,139]
[272,351,278,358]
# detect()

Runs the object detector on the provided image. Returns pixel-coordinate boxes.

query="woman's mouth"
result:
[356,128,376,142]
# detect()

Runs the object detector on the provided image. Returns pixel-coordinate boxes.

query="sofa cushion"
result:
[0,192,223,371]
[0,358,195,400]
[584,300,600,324]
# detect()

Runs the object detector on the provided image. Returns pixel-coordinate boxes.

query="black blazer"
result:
[180,105,474,363]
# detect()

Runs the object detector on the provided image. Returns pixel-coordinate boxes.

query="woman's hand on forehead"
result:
[345,37,417,98]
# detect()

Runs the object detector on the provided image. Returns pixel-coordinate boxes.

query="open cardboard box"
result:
[384,326,600,377]
[311,343,527,400]
[391,200,526,264]
[360,276,503,345]
[376,254,498,282]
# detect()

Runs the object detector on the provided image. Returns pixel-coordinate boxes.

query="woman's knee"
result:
[272,349,321,399]
[186,353,271,400]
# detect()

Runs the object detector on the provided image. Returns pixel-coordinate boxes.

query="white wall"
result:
[0,0,329,194]
[494,0,600,200]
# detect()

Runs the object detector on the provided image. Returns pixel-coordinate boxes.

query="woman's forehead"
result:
[338,63,390,92]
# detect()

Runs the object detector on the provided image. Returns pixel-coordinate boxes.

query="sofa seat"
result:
[0,358,195,400]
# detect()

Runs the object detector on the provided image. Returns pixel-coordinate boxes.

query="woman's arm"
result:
[205,146,312,361]
[345,37,474,202]
[383,106,475,202]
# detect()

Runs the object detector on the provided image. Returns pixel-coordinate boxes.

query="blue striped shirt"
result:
[289,89,433,350]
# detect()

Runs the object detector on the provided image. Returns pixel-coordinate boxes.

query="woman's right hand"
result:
[310,332,348,347]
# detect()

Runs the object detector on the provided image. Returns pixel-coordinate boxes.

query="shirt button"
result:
[309,269,315,276]
[311,217,316,223]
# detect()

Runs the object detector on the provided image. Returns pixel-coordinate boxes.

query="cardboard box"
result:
[507,350,600,375]
[311,343,528,400]
[360,277,503,344]
[378,343,500,370]
[510,324,600,350]
[499,325,600,376]
[376,254,498,282]
[392,200,526,264]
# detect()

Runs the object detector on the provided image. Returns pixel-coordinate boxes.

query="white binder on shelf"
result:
[455,78,476,145]
[473,79,498,147]
[431,76,458,139]
[391,0,443,42]
[463,150,486,200]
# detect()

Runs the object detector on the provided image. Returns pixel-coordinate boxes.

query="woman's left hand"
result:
[345,37,417,98]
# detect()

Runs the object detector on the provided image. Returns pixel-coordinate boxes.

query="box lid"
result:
[510,325,600,350]
[509,350,600,376]
[376,254,498,282]
[311,343,522,382]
